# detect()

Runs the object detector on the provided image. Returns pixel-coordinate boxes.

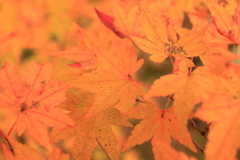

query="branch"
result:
[201,123,211,138]
[192,138,204,154]
[136,98,145,103]
[190,119,209,140]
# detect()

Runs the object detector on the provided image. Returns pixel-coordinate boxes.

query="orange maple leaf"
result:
[131,3,208,63]
[69,28,144,117]
[95,3,143,38]
[207,0,233,37]
[146,60,218,126]
[0,61,74,151]
[195,66,240,160]
[122,101,197,158]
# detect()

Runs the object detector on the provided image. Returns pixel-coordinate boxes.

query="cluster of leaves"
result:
[0,0,240,160]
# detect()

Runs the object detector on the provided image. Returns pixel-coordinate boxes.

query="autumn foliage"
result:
[0,0,240,160]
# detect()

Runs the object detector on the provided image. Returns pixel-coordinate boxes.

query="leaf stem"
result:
[164,95,171,109]
[0,130,15,155]
[132,78,151,89]
[96,138,112,160]
[8,114,20,136]
[169,56,175,67]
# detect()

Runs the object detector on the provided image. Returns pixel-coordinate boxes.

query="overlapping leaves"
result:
[146,60,218,125]
[1,136,70,160]
[122,101,197,159]
[207,0,240,44]
[0,62,74,151]
[69,28,144,117]
[50,88,132,160]
[195,66,240,160]
[131,4,208,63]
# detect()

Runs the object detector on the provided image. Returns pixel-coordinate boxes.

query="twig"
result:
[192,138,204,154]
[190,119,208,140]
[96,138,111,160]
[189,57,194,76]
[136,98,145,103]
[190,119,202,133]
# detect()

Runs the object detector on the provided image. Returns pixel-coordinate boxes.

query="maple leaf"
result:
[195,66,240,160]
[111,3,143,37]
[207,0,240,44]
[0,61,74,151]
[50,88,132,160]
[122,101,197,159]
[207,0,233,37]
[131,4,208,63]
[69,28,144,116]
[146,60,218,126]
[95,3,143,38]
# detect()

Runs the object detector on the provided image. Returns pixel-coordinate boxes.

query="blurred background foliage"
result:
[0,0,239,159]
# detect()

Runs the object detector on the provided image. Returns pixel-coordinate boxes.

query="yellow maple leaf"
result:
[50,89,132,160]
